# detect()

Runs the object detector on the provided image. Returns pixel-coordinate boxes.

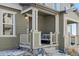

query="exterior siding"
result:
[38,14,55,33]
[15,13,27,34]
[0,13,28,50]
[0,3,78,51]
[64,12,79,22]
[0,37,18,50]
[44,15,55,33]
[59,13,65,51]
[38,15,45,32]
[15,13,28,46]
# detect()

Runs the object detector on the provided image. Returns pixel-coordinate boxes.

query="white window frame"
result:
[0,9,16,37]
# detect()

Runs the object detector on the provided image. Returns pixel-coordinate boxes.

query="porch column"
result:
[32,8,39,51]
[64,18,67,36]
[76,22,79,45]
[63,15,68,51]
[36,9,38,31]
[59,13,67,51]
[55,14,59,34]
[55,14,59,45]
[25,15,29,43]
[32,8,38,31]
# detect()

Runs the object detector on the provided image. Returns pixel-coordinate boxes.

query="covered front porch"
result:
[20,4,59,50]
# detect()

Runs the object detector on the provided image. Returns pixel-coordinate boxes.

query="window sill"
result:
[0,35,16,37]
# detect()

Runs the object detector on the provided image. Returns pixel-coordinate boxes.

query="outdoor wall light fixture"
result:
[24,14,28,19]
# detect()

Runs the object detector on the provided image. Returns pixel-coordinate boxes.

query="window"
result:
[0,9,16,37]
[67,24,76,45]
[3,13,13,35]
[72,24,76,35]
[67,24,77,35]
